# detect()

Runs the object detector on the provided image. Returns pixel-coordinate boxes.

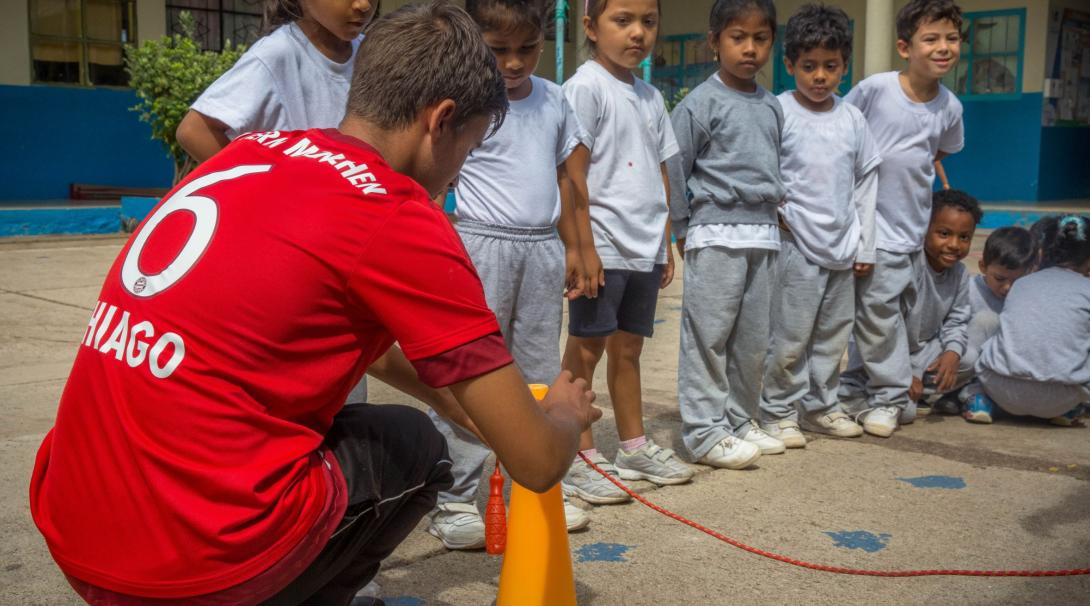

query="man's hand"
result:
[853,262,874,278]
[541,370,601,432]
[909,376,924,401]
[928,351,961,393]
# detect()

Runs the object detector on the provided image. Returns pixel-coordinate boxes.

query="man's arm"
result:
[367,346,485,443]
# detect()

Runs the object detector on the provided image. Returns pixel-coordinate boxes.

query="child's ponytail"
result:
[1041,214,1090,271]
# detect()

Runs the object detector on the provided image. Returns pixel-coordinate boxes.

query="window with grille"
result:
[29,0,136,86]
[166,0,263,52]
[942,9,1025,99]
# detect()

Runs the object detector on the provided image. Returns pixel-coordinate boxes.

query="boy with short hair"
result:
[426,0,594,550]
[959,226,1034,422]
[758,3,880,447]
[900,190,978,421]
[839,0,965,437]
[29,4,599,604]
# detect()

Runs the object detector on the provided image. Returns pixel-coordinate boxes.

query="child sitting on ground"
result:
[902,189,979,421]
[971,215,1090,426]
[959,226,1034,422]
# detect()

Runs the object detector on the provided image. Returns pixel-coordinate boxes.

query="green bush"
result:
[125,12,246,184]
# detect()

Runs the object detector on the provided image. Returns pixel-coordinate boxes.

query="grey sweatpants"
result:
[978,370,1090,419]
[839,250,920,412]
[761,236,855,423]
[430,220,564,504]
[678,246,775,460]
[955,309,1000,402]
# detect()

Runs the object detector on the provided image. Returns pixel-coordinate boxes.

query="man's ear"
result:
[425,99,458,140]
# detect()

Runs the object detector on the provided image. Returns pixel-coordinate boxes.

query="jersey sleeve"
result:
[556,95,589,166]
[190,52,285,139]
[347,201,501,361]
[563,79,602,150]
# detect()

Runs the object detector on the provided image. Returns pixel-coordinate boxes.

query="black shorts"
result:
[568,265,664,338]
[262,404,452,606]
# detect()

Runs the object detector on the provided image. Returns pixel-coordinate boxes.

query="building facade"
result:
[1,0,1088,202]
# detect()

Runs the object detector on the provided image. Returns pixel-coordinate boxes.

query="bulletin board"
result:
[1044,8,1090,126]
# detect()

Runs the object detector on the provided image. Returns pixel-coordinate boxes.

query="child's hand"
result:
[853,262,874,277]
[675,237,686,260]
[564,249,586,300]
[928,351,961,393]
[909,376,924,401]
[661,247,675,289]
[580,247,604,299]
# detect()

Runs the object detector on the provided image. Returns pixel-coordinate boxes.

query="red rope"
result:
[578,452,1090,577]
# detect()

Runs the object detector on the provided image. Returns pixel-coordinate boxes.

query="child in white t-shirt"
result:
[559,0,693,507]
[838,0,965,438]
[425,0,593,550]
[759,4,878,448]
[176,0,376,163]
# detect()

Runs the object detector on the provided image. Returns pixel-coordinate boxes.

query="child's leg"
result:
[562,335,607,450]
[762,239,826,424]
[509,233,565,384]
[729,249,776,430]
[678,247,751,460]
[266,404,453,605]
[979,370,1090,419]
[606,330,647,441]
[430,225,518,509]
[845,250,918,412]
[800,266,856,417]
[958,310,1000,390]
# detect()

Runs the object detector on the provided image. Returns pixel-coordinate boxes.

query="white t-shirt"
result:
[844,71,963,254]
[564,61,678,271]
[778,92,881,270]
[455,76,586,227]
[191,23,362,139]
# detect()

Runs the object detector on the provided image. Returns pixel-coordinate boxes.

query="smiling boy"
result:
[838,0,965,437]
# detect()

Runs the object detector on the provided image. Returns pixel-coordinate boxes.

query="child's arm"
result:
[450,365,599,492]
[659,160,675,288]
[930,271,972,391]
[853,167,878,277]
[177,110,232,164]
[562,144,603,298]
[934,159,951,190]
[668,104,707,256]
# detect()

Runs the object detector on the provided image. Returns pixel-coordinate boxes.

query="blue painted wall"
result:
[1037,126,1090,201]
[0,85,173,201]
[941,93,1043,202]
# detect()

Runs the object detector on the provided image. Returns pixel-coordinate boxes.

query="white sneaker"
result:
[858,406,899,438]
[742,426,786,454]
[760,420,806,448]
[614,439,695,485]
[562,453,631,505]
[564,497,591,531]
[427,502,484,550]
[697,435,761,469]
[801,411,863,438]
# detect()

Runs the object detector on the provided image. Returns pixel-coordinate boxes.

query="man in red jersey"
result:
[29,4,599,605]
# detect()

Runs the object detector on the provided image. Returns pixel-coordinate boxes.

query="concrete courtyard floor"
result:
[2,232,1089,605]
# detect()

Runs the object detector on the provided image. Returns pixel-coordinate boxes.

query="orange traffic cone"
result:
[485,462,507,555]
[495,384,577,606]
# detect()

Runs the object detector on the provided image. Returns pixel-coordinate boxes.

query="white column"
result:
[864,0,895,76]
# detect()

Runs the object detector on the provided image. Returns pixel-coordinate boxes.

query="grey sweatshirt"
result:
[968,274,1003,316]
[668,75,785,239]
[907,259,971,374]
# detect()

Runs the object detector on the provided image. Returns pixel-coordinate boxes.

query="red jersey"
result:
[30,129,502,597]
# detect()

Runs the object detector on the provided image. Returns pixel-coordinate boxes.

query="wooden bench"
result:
[70,183,169,202]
